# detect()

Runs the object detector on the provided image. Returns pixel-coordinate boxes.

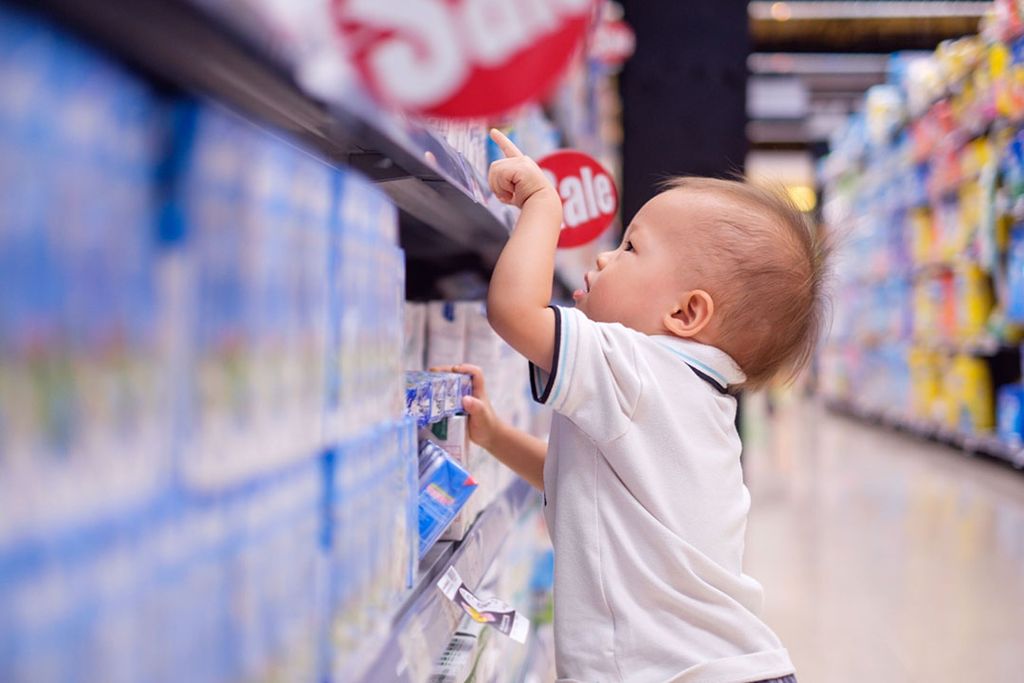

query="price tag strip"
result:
[436,566,530,644]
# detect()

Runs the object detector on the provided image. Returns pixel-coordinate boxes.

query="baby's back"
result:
[533,306,793,682]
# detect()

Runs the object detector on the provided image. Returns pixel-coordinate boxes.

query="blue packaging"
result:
[404,372,471,427]
[1007,228,1024,322]
[997,383,1024,447]
[417,440,477,558]
[405,372,433,426]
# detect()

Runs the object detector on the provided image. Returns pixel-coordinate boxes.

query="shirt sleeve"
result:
[530,306,642,443]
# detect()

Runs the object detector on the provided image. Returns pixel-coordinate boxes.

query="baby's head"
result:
[573,177,830,387]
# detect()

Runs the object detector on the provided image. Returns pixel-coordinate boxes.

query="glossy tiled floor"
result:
[742,394,1024,683]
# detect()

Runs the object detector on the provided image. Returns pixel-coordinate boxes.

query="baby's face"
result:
[573,189,711,335]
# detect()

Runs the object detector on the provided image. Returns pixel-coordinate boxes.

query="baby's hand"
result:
[431,364,503,451]
[488,129,558,210]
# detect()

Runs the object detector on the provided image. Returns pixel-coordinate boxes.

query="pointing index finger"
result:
[490,128,523,158]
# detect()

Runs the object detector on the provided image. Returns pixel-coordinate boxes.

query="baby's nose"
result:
[596,251,612,269]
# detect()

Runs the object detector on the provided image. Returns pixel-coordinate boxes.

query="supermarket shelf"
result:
[360,478,540,683]
[27,0,512,266]
[829,336,1017,357]
[826,398,1024,469]
[919,337,1012,356]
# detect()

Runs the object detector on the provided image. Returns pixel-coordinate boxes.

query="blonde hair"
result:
[660,177,832,388]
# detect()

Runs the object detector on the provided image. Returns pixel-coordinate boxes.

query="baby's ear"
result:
[663,290,714,339]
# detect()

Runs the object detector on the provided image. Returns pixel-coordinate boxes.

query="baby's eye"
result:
[624,240,635,252]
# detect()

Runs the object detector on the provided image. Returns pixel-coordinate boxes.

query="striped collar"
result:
[653,336,747,391]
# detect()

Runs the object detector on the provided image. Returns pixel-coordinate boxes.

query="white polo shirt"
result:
[531,306,794,683]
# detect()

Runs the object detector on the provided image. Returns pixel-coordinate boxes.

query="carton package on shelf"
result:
[426,301,475,369]
[328,171,405,442]
[0,458,324,683]
[403,301,427,372]
[417,440,478,558]
[325,419,418,683]
[166,100,406,489]
[0,4,172,543]
[218,462,326,683]
[169,103,334,489]
[420,415,478,542]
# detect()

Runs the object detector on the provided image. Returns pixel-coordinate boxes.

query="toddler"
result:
[447,130,828,682]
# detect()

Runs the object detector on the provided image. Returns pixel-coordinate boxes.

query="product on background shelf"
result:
[1006,226,1024,319]
[909,347,945,422]
[949,355,996,432]
[820,27,1024,450]
[425,301,473,369]
[403,301,427,372]
[997,382,1024,445]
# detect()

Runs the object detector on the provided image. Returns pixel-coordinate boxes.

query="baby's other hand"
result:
[488,129,559,210]
[431,363,502,451]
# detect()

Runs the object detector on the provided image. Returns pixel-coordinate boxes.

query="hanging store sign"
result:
[331,0,595,118]
[537,150,618,248]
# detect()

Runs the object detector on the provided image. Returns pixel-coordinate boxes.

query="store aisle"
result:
[743,395,1024,683]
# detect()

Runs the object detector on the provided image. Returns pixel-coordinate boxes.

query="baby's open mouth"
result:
[584,273,592,293]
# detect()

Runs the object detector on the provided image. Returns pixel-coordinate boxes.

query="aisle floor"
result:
[742,395,1024,683]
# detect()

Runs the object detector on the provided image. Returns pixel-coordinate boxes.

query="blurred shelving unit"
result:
[818,4,1024,473]
[29,0,514,270]
[0,0,558,681]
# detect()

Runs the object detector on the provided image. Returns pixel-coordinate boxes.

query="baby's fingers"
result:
[453,363,488,400]
[488,158,517,202]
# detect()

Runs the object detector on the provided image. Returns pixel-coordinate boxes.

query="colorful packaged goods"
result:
[417,440,478,558]
[822,26,1024,446]
[996,382,1024,445]
[404,371,473,427]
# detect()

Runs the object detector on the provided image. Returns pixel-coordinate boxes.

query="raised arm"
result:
[485,129,563,372]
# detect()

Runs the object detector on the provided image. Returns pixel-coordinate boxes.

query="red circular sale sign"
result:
[538,150,618,249]
[332,0,595,118]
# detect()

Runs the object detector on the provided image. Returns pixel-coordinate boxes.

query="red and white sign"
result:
[538,150,618,249]
[332,0,596,118]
